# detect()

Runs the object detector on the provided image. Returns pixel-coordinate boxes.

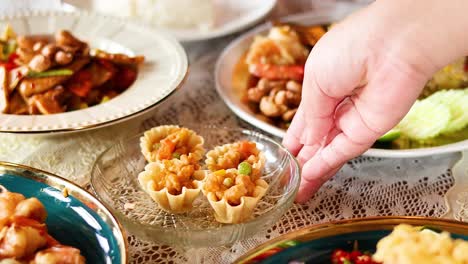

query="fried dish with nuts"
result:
[239,22,327,129]
[0,185,85,263]
[0,25,144,115]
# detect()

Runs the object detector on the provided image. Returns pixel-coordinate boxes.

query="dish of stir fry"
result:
[241,22,327,129]
[240,23,468,149]
[0,25,144,115]
[0,185,85,263]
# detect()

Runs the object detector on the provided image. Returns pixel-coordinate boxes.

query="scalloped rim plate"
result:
[214,2,468,158]
[0,10,188,134]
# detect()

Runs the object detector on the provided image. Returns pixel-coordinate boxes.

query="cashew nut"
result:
[41,44,59,58]
[258,78,286,91]
[55,51,73,65]
[259,96,287,117]
[286,90,301,106]
[16,47,35,64]
[55,30,82,47]
[274,90,287,106]
[286,80,302,93]
[32,41,46,52]
[247,87,266,103]
[16,36,35,50]
[282,108,297,121]
[28,54,52,72]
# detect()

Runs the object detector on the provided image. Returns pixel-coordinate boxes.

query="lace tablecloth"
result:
[0,1,467,263]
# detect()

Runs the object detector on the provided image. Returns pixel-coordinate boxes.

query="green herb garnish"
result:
[238,161,252,176]
[27,69,73,78]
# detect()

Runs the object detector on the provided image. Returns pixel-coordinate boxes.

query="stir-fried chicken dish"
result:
[0,25,144,115]
[243,22,327,129]
[242,22,468,130]
[0,186,85,263]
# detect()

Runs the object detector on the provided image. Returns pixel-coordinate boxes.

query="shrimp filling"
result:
[0,186,85,263]
[152,128,192,160]
[203,169,257,206]
[148,159,200,195]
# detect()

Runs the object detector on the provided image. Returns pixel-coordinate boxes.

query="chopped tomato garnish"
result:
[249,63,304,81]
[0,52,19,71]
[157,138,176,160]
[67,70,93,97]
[332,249,351,264]
[239,141,256,158]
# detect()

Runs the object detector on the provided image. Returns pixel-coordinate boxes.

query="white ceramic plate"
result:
[0,11,188,134]
[66,0,277,42]
[168,0,277,42]
[214,2,468,158]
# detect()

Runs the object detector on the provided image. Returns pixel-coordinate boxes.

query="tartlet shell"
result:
[203,179,269,224]
[140,125,205,163]
[138,162,207,213]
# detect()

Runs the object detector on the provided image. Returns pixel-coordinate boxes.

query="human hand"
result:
[283,0,468,203]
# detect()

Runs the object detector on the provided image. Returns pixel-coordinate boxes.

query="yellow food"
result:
[205,141,265,178]
[140,125,205,164]
[373,224,468,264]
[138,159,205,213]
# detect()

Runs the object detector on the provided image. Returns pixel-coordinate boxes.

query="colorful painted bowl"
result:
[0,161,127,264]
[235,216,468,264]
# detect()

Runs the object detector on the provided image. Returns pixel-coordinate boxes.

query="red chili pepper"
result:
[355,254,379,264]
[350,250,362,261]
[67,70,93,97]
[0,52,19,71]
[331,249,351,264]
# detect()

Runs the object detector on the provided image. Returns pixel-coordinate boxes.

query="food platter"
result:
[235,216,468,264]
[157,0,278,42]
[0,10,187,134]
[0,161,127,263]
[215,2,468,158]
[69,0,278,42]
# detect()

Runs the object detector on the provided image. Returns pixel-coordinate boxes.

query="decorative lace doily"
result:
[0,1,465,263]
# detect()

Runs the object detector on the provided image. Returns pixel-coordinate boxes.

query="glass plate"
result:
[91,126,300,248]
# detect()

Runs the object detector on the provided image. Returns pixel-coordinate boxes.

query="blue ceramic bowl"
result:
[0,162,127,264]
[236,216,468,264]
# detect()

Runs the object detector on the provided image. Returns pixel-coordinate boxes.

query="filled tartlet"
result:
[205,141,265,178]
[138,158,206,213]
[202,167,268,224]
[203,141,268,223]
[140,125,205,164]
